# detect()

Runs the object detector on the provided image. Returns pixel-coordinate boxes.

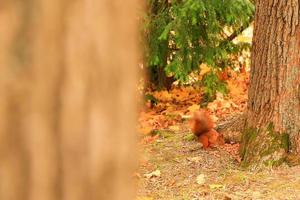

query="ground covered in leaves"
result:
[137,125,300,200]
[136,70,300,199]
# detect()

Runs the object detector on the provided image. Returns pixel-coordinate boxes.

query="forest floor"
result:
[136,69,300,200]
[136,123,300,200]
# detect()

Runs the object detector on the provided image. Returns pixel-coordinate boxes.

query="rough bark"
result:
[0,0,139,200]
[241,0,300,168]
[216,112,246,143]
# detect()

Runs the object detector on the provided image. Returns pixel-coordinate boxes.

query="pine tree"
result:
[144,0,254,98]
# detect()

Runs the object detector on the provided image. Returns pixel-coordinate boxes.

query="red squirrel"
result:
[190,109,224,149]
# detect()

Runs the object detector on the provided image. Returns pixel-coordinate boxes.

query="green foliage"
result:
[144,93,158,105]
[143,0,254,98]
[144,0,171,68]
[202,71,227,102]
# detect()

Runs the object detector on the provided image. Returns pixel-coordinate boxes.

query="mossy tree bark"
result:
[0,0,138,200]
[240,0,300,168]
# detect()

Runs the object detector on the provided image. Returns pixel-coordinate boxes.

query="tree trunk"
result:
[148,65,174,90]
[0,1,139,200]
[240,0,300,168]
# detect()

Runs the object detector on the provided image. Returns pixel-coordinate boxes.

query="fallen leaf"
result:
[187,156,202,163]
[169,125,180,131]
[140,135,159,144]
[196,174,206,185]
[199,63,211,76]
[144,170,161,179]
[181,115,192,120]
[138,127,153,135]
[209,184,225,189]
[252,191,262,198]
[188,104,199,113]
[153,90,172,102]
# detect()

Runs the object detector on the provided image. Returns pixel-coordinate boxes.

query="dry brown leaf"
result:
[153,90,172,102]
[144,170,161,179]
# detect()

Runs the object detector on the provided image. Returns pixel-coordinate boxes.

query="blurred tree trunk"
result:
[0,0,139,200]
[148,65,174,90]
[240,0,300,168]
